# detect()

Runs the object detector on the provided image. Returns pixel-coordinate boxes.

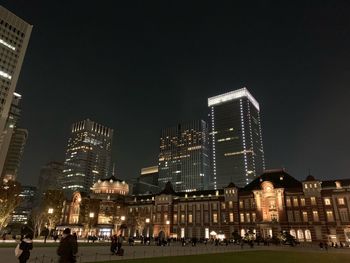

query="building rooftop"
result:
[208,87,260,110]
[243,169,302,191]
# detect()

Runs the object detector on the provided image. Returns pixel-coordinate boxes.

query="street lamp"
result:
[145,218,150,238]
[88,212,95,238]
[48,208,54,214]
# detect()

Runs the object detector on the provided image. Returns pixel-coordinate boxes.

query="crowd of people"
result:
[12,231,350,262]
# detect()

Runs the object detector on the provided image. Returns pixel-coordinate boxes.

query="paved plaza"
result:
[1,241,350,263]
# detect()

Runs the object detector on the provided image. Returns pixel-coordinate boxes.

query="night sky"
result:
[3,1,350,186]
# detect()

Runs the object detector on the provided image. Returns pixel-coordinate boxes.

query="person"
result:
[110,234,117,254]
[18,233,33,263]
[57,228,78,263]
[116,234,123,253]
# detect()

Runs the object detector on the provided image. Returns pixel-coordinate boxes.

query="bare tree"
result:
[0,180,22,231]
[31,207,45,238]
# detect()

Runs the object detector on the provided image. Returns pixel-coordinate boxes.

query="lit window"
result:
[310,197,316,205]
[302,212,308,222]
[240,213,244,222]
[300,198,305,206]
[338,198,345,205]
[213,213,218,223]
[324,198,331,205]
[229,213,234,222]
[326,211,334,222]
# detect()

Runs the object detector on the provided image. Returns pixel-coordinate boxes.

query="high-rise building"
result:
[60,119,113,195]
[37,161,63,195]
[132,166,160,195]
[158,120,210,192]
[0,6,32,177]
[208,87,265,189]
[140,166,159,186]
[11,185,37,224]
[1,127,27,181]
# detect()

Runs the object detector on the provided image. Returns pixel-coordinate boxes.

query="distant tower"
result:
[1,128,27,181]
[37,161,63,195]
[0,6,32,177]
[158,120,210,192]
[208,88,265,188]
[60,119,114,195]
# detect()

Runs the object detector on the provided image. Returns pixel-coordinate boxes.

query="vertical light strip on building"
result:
[211,107,217,189]
[240,99,248,184]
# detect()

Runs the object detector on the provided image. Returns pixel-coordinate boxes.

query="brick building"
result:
[58,169,350,244]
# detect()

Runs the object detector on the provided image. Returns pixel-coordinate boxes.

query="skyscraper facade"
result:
[0,6,32,177]
[37,161,63,195]
[1,127,27,181]
[158,120,210,192]
[208,88,265,189]
[60,119,113,195]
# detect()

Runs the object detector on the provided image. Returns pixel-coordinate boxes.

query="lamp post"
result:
[145,218,150,238]
[166,220,170,238]
[47,208,54,230]
[89,212,95,237]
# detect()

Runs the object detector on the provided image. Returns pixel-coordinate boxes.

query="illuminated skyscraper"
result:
[0,6,32,178]
[158,120,210,192]
[60,119,113,195]
[208,88,265,189]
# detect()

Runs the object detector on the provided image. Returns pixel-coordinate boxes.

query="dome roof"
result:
[305,175,316,181]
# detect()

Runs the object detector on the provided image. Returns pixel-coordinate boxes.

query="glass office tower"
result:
[61,119,113,195]
[208,88,265,188]
[158,120,210,192]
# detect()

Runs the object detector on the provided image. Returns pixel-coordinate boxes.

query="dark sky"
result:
[3,1,350,186]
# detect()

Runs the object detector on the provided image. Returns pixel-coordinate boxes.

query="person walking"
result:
[17,233,33,263]
[57,228,78,263]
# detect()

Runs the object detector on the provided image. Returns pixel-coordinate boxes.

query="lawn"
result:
[98,250,349,263]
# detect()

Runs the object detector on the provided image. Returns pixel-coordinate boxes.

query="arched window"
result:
[290,229,296,238]
[305,229,312,242]
[297,229,304,241]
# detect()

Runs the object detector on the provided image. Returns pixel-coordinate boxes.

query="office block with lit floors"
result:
[208,88,265,189]
[60,119,113,195]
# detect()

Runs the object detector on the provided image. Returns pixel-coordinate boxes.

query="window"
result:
[229,212,234,222]
[181,214,185,223]
[305,230,312,242]
[188,214,193,223]
[326,211,334,222]
[339,209,349,222]
[290,229,296,238]
[293,198,299,207]
[239,201,243,209]
[312,211,319,222]
[221,202,226,209]
[302,212,308,222]
[213,213,218,223]
[229,201,233,209]
[294,211,301,222]
[173,214,178,224]
[204,212,209,223]
[244,213,250,223]
[252,213,256,222]
[297,229,304,241]
[287,211,294,222]
[300,198,305,206]
[324,198,331,205]
[240,213,244,222]
[338,198,345,205]
[212,203,217,210]
[310,197,316,205]
[196,212,201,223]
[286,197,291,207]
